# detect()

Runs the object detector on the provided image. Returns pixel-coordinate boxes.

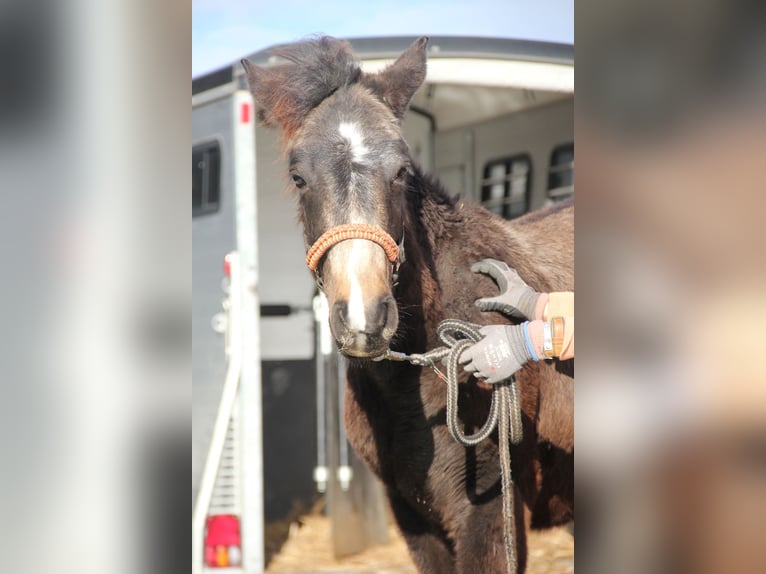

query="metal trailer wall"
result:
[193,95,237,507]
[253,124,315,360]
[192,94,320,525]
[434,97,574,209]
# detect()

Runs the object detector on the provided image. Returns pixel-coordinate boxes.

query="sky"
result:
[192,0,574,77]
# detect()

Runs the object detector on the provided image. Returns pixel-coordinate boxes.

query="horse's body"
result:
[244,37,573,573]
[344,175,574,573]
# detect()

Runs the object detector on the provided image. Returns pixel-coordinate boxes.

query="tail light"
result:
[204,514,241,567]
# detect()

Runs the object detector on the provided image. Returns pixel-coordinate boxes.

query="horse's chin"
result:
[341,349,385,359]
[335,333,392,359]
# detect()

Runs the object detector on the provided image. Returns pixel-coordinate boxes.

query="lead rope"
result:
[378,319,523,574]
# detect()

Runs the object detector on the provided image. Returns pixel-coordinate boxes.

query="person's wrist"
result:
[524,320,546,361]
[533,293,549,321]
[518,289,541,320]
[511,321,539,362]
[502,323,535,367]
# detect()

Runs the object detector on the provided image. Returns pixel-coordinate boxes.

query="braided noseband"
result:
[305,223,400,272]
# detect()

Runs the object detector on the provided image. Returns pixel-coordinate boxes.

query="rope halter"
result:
[305,223,401,272]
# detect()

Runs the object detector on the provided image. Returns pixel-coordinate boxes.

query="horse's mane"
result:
[252,37,362,137]
[404,166,573,299]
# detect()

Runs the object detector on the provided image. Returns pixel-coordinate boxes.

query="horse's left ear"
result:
[363,37,428,120]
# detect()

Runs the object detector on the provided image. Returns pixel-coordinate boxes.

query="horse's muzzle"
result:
[330,295,398,357]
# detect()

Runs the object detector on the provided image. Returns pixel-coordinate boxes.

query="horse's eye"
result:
[392,166,408,184]
[291,174,307,189]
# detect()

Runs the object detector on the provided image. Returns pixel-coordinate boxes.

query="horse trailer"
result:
[192,35,573,573]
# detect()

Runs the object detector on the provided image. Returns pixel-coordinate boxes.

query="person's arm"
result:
[463,260,574,382]
[534,292,574,360]
[535,292,574,322]
[526,315,574,360]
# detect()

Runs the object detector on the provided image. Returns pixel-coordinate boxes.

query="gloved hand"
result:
[459,324,534,384]
[471,259,540,320]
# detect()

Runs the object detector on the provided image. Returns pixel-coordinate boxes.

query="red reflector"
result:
[223,253,232,277]
[240,102,251,124]
[205,515,241,567]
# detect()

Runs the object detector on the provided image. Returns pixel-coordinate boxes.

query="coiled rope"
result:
[377,319,523,573]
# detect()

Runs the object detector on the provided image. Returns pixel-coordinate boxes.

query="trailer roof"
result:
[192,35,573,95]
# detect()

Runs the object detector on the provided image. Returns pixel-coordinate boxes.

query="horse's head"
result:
[243,37,427,357]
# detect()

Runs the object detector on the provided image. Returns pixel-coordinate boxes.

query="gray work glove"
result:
[471,259,540,320]
[459,324,533,384]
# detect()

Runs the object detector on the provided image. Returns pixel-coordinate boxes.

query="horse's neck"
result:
[396,182,463,345]
[396,177,531,340]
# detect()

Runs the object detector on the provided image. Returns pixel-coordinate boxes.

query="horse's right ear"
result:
[241,58,273,125]
[362,37,428,120]
[241,59,280,128]
[241,58,258,87]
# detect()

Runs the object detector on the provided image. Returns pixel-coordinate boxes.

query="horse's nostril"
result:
[372,296,397,335]
[367,300,385,331]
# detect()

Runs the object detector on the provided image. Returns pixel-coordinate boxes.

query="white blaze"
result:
[338,121,369,163]
[335,121,381,332]
[345,239,369,331]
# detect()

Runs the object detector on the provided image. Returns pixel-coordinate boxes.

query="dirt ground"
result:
[265,509,573,574]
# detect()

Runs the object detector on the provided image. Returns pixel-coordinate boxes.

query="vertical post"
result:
[313,294,329,493]
[336,354,352,491]
[234,90,264,573]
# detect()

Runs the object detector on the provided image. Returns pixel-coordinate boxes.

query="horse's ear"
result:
[241,59,280,128]
[363,37,428,120]
[241,58,260,92]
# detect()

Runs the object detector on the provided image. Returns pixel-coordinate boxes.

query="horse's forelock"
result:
[273,36,359,75]
[254,37,363,141]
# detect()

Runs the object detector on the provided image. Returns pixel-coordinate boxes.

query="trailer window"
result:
[480,155,531,219]
[547,143,574,203]
[193,141,221,217]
